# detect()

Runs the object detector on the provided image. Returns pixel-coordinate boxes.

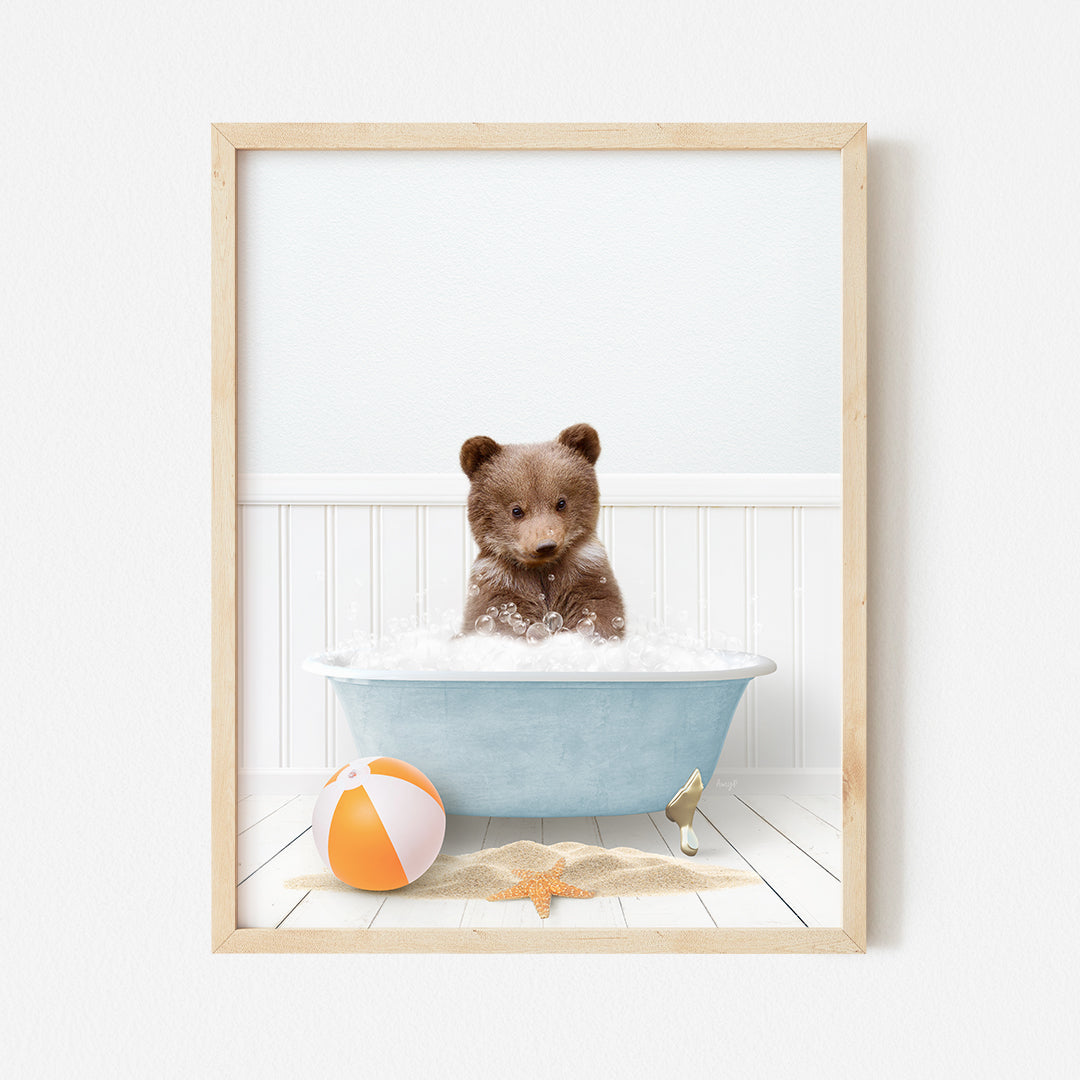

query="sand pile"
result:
[285,840,760,899]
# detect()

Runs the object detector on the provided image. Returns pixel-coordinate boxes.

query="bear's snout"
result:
[518,536,561,565]
[512,515,568,565]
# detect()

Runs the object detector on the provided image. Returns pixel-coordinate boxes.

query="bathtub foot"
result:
[665,769,704,856]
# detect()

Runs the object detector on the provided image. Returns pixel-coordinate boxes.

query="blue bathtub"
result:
[303,657,776,818]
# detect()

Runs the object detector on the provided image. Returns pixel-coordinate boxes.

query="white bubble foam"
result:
[320,613,750,674]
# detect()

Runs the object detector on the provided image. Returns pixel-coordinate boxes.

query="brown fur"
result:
[460,424,626,638]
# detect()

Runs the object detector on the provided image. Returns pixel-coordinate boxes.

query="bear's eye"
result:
[512,506,524,519]
[556,498,567,511]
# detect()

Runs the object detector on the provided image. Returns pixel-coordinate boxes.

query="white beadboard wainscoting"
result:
[237,474,841,797]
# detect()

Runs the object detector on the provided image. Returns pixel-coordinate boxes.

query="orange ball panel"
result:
[327,784,409,891]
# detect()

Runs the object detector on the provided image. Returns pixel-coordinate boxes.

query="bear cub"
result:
[460,424,625,639]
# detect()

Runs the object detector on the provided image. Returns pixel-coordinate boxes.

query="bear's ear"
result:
[460,435,502,478]
[557,424,601,465]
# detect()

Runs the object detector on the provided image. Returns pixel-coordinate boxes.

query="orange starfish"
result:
[486,857,594,918]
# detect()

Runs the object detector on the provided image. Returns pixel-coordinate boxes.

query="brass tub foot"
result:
[665,768,704,856]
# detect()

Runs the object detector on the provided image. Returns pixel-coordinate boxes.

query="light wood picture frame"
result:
[211,122,867,954]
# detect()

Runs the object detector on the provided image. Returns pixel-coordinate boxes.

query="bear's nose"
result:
[535,540,558,557]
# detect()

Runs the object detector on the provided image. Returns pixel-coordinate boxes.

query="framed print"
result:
[212,123,867,953]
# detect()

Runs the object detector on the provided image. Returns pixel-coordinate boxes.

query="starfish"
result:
[486,857,594,918]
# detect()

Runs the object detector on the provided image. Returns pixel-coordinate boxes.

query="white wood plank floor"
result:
[236,792,842,930]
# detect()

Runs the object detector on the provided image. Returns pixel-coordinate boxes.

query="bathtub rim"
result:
[301,651,777,683]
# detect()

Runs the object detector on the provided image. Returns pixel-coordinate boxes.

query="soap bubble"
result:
[467,583,480,596]
[321,610,752,677]
[548,573,555,581]
[599,577,606,584]
[642,644,668,668]
[612,616,625,631]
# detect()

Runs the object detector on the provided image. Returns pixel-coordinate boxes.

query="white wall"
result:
[237,149,841,474]
[4,2,1078,1078]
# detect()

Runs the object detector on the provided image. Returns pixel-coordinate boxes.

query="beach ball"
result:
[312,756,446,890]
